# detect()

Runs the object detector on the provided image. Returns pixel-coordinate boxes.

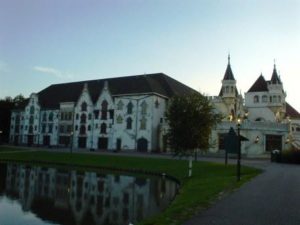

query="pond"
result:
[0,162,178,225]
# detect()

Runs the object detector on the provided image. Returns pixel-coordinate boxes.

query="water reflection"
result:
[0,163,178,225]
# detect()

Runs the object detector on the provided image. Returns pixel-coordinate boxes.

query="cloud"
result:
[33,66,74,79]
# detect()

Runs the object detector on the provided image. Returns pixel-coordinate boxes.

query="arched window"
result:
[81,102,87,111]
[140,117,147,130]
[29,116,34,124]
[42,113,47,122]
[117,115,123,124]
[141,101,147,115]
[30,106,35,114]
[127,102,133,114]
[254,95,259,103]
[101,100,108,120]
[262,95,268,103]
[225,86,229,93]
[80,114,87,124]
[231,87,234,93]
[49,112,54,121]
[117,100,124,110]
[126,117,132,129]
[100,123,107,134]
[80,125,86,135]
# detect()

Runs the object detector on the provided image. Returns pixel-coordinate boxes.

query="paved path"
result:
[184,162,300,225]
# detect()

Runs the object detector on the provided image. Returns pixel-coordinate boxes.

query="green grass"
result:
[0,146,261,225]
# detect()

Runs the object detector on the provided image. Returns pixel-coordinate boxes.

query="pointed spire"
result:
[223,55,235,80]
[270,61,282,84]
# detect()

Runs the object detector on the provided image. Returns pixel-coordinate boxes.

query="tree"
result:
[165,92,221,176]
[0,94,26,143]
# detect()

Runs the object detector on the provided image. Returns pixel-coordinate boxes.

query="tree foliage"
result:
[165,92,221,156]
[0,94,26,143]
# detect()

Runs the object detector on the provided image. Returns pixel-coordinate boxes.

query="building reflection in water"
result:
[0,163,178,225]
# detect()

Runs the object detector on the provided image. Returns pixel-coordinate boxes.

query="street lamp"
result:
[236,118,241,181]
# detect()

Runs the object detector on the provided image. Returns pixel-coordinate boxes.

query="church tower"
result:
[267,63,286,120]
[218,55,242,120]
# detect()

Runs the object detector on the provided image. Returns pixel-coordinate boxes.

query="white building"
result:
[9,73,194,152]
[210,56,300,156]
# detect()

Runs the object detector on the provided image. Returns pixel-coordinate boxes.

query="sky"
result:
[0,0,299,110]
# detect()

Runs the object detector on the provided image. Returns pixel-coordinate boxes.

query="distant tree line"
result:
[0,95,26,143]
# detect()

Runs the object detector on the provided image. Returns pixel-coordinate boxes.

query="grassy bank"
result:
[0,146,260,225]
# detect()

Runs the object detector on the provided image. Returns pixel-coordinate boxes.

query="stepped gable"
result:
[247,74,268,92]
[286,102,300,119]
[36,73,196,109]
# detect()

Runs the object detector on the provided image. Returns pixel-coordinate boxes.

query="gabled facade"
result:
[9,73,194,152]
[210,58,297,156]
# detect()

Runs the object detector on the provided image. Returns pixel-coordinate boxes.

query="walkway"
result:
[184,162,300,225]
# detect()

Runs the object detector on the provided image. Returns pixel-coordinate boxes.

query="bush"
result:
[280,150,300,164]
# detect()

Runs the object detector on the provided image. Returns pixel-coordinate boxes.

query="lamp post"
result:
[237,118,241,181]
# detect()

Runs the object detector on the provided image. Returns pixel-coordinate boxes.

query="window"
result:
[76,113,79,120]
[254,95,259,103]
[273,96,277,103]
[141,101,147,115]
[100,123,107,134]
[101,100,108,120]
[117,100,124,110]
[80,114,86,124]
[42,113,47,122]
[127,102,133,114]
[225,86,229,93]
[81,102,87,111]
[231,86,234,93]
[140,117,146,130]
[80,125,86,135]
[88,113,92,120]
[29,125,33,133]
[278,96,281,103]
[30,106,35,114]
[49,112,54,121]
[29,116,34,124]
[42,125,46,133]
[270,96,272,103]
[117,115,123,124]
[109,110,114,119]
[88,125,91,131]
[262,95,268,103]
[126,117,132,129]
[48,124,53,133]
[16,115,20,124]
[94,110,99,119]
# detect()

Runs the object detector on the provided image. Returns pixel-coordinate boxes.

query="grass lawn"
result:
[0,146,261,225]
